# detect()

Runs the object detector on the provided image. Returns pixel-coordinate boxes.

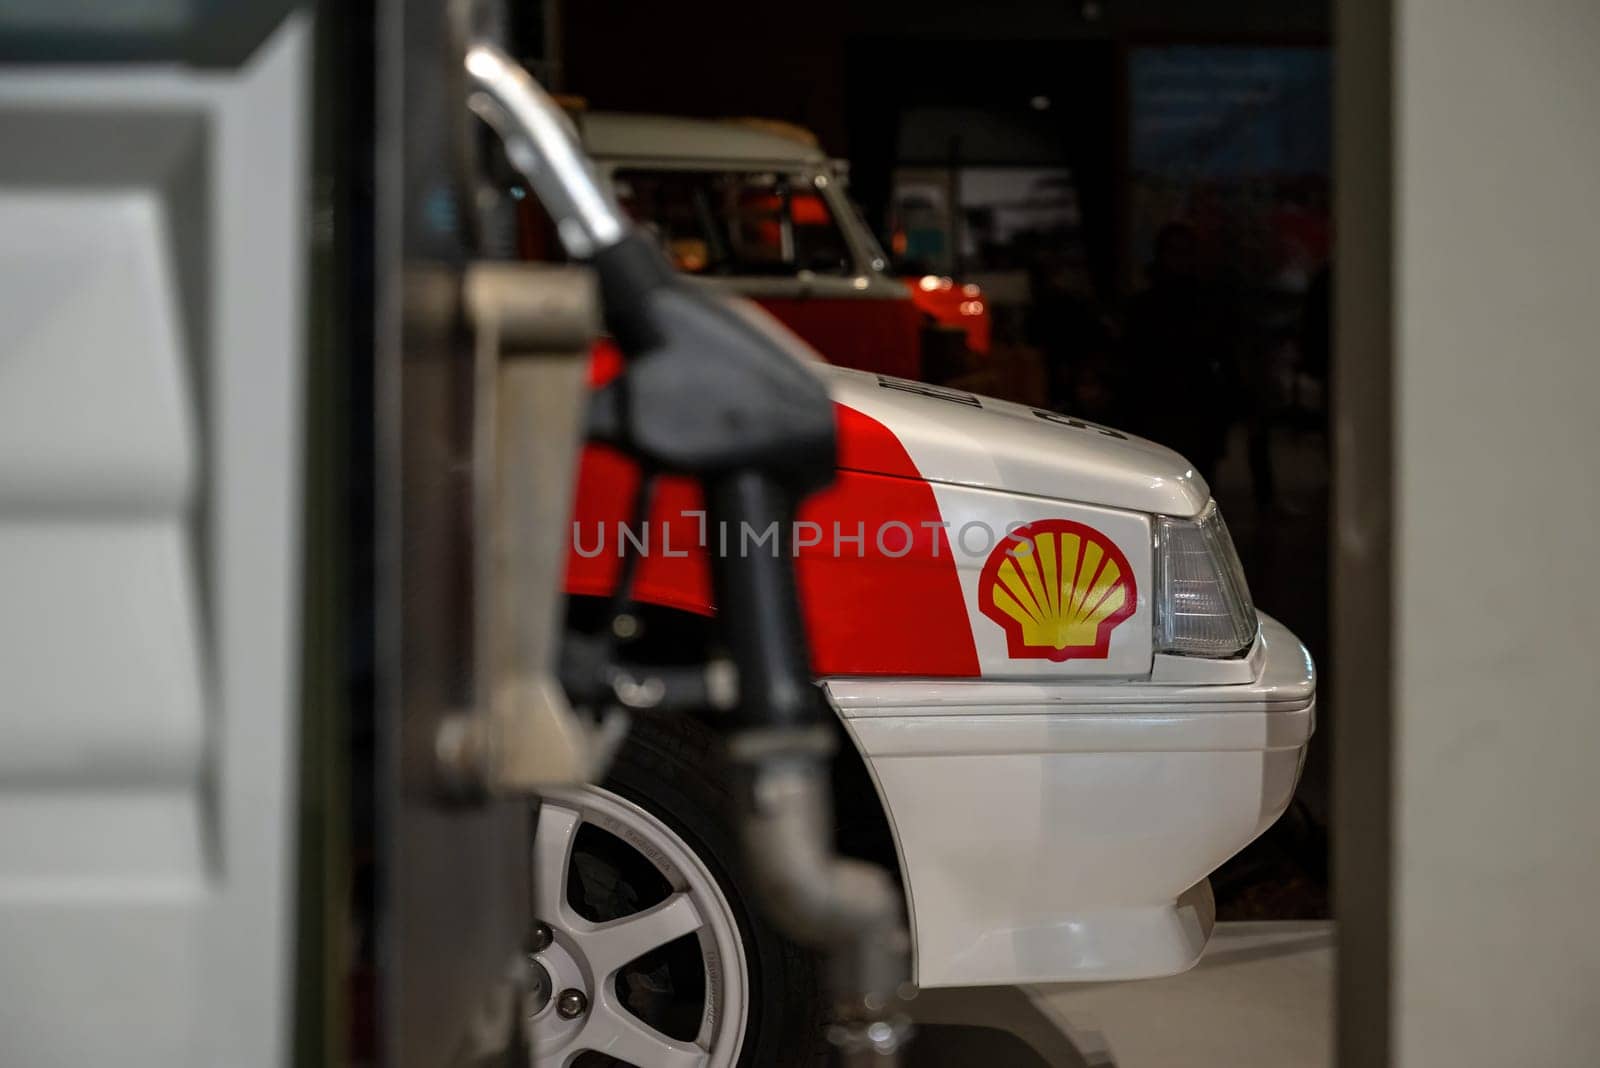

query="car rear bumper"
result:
[823,612,1315,987]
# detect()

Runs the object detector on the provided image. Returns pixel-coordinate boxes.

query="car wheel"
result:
[529,715,827,1067]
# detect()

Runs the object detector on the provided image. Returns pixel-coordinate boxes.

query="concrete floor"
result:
[905,921,1334,1068]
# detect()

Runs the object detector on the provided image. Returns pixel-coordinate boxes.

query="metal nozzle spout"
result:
[732,743,914,1063]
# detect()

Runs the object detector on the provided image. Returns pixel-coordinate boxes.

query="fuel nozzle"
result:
[465,41,914,1063]
[710,472,914,1061]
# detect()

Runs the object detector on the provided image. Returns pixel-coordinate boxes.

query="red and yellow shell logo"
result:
[979,519,1137,661]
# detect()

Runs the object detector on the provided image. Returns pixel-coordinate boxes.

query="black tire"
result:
[600,712,829,1068]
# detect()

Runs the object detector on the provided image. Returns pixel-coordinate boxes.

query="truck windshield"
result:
[613,168,854,277]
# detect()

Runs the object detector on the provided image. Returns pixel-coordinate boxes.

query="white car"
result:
[537,361,1315,1066]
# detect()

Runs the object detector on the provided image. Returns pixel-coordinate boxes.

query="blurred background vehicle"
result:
[514,108,999,389]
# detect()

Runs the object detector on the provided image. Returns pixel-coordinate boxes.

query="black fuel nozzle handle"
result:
[465,41,836,731]
[586,233,834,733]
[583,233,835,732]
[704,471,822,732]
[464,41,834,473]
[588,233,838,485]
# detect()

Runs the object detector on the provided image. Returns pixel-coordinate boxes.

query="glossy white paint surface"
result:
[927,481,1154,679]
[821,365,1210,518]
[828,613,1314,987]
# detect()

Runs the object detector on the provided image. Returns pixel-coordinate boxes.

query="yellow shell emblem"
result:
[978,519,1137,661]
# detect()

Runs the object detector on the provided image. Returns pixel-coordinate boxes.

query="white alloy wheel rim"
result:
[530,785,749,1067]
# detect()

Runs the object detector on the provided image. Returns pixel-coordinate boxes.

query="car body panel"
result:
[569,359,1173,680]
[827,612,1313,986]
[917,480,1155,678]
[823,365,1209,517]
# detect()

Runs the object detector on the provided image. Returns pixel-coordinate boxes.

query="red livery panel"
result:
[564,403,980,677]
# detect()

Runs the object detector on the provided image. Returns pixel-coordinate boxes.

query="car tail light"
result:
[1152,500,1258,657]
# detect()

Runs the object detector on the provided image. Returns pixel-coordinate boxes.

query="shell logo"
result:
[978,519,1137,661]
